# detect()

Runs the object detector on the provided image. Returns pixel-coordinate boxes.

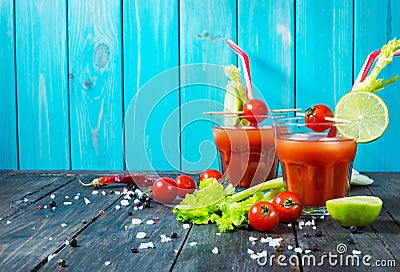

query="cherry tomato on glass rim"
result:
[272,191,303,223]
[242,99,268,125]
[248,201,279,232]
[175,175,196,198]
[152,177,177,204]
[304,104,334,132]
[199,169,222,181]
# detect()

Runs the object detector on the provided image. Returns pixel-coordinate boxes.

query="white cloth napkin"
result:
[350,169,374,185]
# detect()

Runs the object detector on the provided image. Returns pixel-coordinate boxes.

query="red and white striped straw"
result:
[227,39,253,99]
[353,48,400,87]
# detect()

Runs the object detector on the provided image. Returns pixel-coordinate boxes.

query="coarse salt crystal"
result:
[115,205,121,210]
[114,191,121,195]
[352,250,362,255]
[189,242,197,246]
[104,261,111,266]
[84,197,91,205]
[305,250,312,254]
[288,245,293,250]
[48,237,53,241]
[294,247,302,253]
[312,226,317,230]
[212,247,219,254]
[247,249,254,254]
[299,221,305,226]
[92,190,99,195]
[216,233,221,236]
[120,200,130,206]
[139,242,154,249]
[136,232,146,239]
[131,218,142,225]
[65,196,69,199]
[101,191,106,196]
[146,220,155,225]
[160,234,172,243]
[320,215,325,219]
[249,236,258,242]
[6,220,12,224]
[61,223,67,228]
[182,223,190,229]
[288,223,292,227]
[74,195,80,200]
[50,194,56,199]
[63,201,72,205]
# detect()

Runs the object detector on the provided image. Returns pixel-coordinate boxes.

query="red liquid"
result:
[276,134,357,207]
[212,126,276,188]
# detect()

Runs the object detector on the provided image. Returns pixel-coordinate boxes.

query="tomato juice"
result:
[212,126,277,188]
[276,134,357,207]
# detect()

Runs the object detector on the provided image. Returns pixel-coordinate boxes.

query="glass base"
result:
[302,206,329,216]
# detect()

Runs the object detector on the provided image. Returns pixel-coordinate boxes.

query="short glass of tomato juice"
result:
[212,115,278,188]
[273,117,357,214]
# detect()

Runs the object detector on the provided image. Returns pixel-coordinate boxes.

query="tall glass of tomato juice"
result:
[273,117,357,213]
[212,116,277,188]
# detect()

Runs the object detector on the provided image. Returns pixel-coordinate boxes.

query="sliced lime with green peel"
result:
[326,196,382,227]
[334,91,389,143]
[223,84,246,126]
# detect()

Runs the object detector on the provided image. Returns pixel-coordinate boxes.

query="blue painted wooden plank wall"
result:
[1,0,399,172]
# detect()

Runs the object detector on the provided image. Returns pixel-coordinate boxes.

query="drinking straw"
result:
[354,48,400,86]
[227,39,253,99]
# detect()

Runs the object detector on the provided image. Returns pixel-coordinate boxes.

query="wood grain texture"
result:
[0,0,18,169]
[353,0,400,171]
[238,0,295,110]
[68,0,123,170]
[295,0,353,110]
[123,0,180,171]
[15,0,70,169]
[179,0,237,172]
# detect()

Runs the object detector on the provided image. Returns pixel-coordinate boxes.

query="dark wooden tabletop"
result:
[0,171,399,272]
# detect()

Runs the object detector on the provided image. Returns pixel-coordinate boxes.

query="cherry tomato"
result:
[248,201,279,232]
[304,104,334,132]
[175,175,196,198]
[152,177,177,204]
[272,191,303,223]
[199,169,222,181]
[242,99,268,125]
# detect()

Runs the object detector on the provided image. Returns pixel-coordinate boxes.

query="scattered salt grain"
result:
[74,195,80,200]
[136,232,146,239]
[288,223,292,227]
[92,190,99,195]
[288,245,293,250]
[212,247,219,254]
[101,191,106,196]
[6,220,12,224]
[50,194,56,199]
[84,197,91,205]
[182,223,190,229]
[216,233,221,236]
[320,215,325,219]
[63,202,72,206]
[352,250,361,255]
[114,191,121,195]
[247,249,255,254]
[305,250,312,254]
[294,247,302,253]
[61,223,67,228]
[115,205,121,210]
[249,236,258,242]
[131,218,142,225]
[189,242,197,246]
[299,221,305,226]
[160,234,172,243]
[146,220,155,225]
[120,200,130,206]
[312,226,317,230]
[139,206,144,210]
[48,237,53,241]
[104,261,111,266]
[64,196,69,199]
[139,242,154,249]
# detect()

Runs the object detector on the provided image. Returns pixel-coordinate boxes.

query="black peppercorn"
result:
[69,238,78,247]
[49,200,56,207]
[171,232,178,238]
[347,238,355,244]
[315,230,323,237]
[350,226,358,234]
[128,211,133,216]
[131,247,138,253]
[303,232,312,237]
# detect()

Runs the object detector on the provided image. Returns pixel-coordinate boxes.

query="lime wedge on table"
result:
[334,91,389,143]
[326,196,382,227]
[223,85,246,126]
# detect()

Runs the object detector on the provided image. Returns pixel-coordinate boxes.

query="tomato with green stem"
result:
[248,201,279,232]
[272,191,303,223]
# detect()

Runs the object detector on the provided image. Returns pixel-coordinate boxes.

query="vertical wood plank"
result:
[295,0,353,110]
[123,0,180,171]
[354,0,400,171]
[68,0,123,169]
[180,0,236,172]
[15,0,70,169]
[238,0,295,110]
[0,0,18,169]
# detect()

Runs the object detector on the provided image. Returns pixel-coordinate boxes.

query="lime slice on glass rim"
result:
[223,85,246,126]
[326,196,382,227]
[334,91,389,143]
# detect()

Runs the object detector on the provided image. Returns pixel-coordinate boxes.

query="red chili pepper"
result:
[79,174,155,188]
